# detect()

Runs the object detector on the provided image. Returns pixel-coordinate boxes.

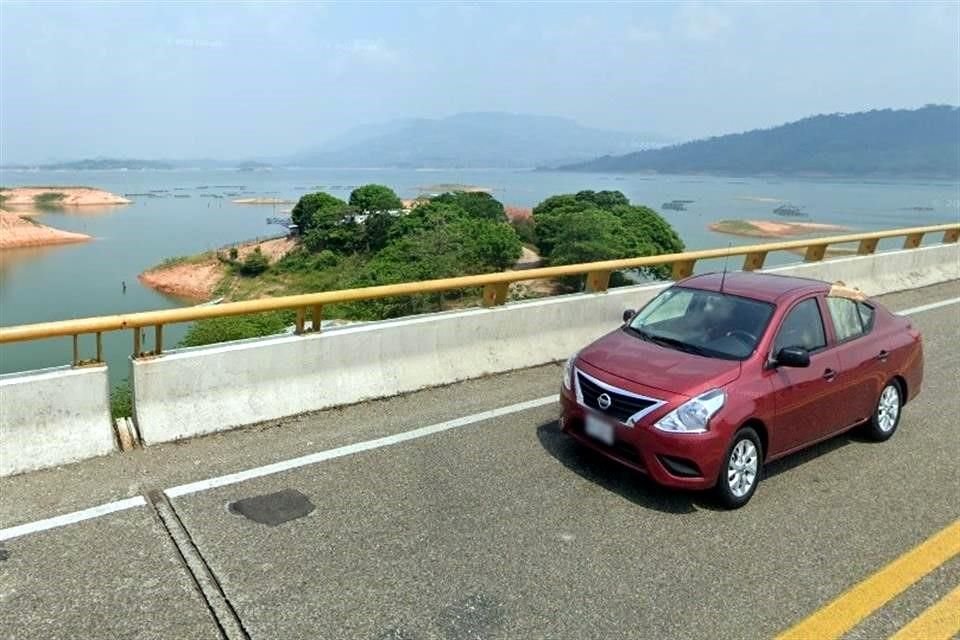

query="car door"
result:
[825,296,879,428]
[765,296,846,455]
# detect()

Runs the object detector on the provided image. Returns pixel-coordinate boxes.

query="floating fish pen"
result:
[662,200,688,211]
[773,204,808,217]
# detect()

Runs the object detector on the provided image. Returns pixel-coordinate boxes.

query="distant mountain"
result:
[555,105,960,178]
[1,157,176,170]
[288,112,668,168]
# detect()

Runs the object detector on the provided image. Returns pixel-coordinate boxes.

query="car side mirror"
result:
[775,346,810,368]
[622,309,636,324]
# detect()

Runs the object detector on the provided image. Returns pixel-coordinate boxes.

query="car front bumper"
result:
[559,386,728,490]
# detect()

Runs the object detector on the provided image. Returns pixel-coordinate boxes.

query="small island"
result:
[710,219,849,239]
[0,209,91,249]
[0,186,131,208]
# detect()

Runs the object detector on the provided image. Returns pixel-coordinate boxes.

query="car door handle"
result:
[876,350,889,362]
[822,368,837,382]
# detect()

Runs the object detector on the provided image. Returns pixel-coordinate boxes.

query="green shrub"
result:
[110,378,133,419]
[33,192,66,208]
[228,247,239,260]
[239,247,269,276]
[180,310,295,347]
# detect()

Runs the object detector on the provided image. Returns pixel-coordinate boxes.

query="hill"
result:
[555,105,960,178]
[1,157,176,170]
[288,112,668,168]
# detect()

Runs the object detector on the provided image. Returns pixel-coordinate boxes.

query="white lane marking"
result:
[897,296,960,316]
[0,496,146,542]
[166,395,557,497]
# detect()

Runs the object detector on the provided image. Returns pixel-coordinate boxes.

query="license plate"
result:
[584,414,614,445]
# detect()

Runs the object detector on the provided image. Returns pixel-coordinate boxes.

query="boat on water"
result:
[773,204,807,217]
[195,297,224,307]
[662,200,688,211]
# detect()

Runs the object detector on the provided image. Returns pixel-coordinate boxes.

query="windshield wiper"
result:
[623,325,652,341]
[640,332,710,357]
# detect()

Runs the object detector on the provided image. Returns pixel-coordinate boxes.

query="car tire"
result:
[714,427,762,509]
[866,380,902,442]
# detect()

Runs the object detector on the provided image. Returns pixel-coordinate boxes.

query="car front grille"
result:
[576,370,663,424]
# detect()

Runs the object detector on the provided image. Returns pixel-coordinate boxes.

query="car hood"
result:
[577,328,742,396]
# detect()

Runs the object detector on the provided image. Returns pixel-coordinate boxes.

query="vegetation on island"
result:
[177,184,682,348]
[33,192,66,208]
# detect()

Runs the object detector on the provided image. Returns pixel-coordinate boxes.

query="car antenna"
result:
[720,243,731,293]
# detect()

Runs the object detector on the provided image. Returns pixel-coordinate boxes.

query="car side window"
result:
[826,297,866,342]
[858,302,875,332]
[773,298,827,353]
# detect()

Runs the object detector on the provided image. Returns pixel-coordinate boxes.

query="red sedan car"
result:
[559,271,923,508]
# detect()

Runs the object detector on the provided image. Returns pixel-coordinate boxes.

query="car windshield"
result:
[627,286,775,360]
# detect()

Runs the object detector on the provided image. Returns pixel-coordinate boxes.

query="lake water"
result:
[1,168,957,383]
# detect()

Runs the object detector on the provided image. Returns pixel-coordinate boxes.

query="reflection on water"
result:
[3,203,129,217]
[0,245,65,281]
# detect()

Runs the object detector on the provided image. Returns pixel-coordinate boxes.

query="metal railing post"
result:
[482,283,509,307]
[742,252,767,271]
[586,270,611,292]
[671,260,695,280]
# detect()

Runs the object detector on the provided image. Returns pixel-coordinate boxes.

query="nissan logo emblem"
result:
[597,393,612,410]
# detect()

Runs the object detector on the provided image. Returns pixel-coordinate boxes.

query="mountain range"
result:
[555,105,960,178]
[288,112,668,168]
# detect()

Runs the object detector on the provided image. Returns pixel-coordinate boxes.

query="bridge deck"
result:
[1,281,958,639]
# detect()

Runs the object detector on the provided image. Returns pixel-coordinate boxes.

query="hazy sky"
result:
[1,1,958,163]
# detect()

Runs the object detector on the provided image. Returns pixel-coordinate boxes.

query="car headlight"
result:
[562,353,578,390]
[654,389,725,434]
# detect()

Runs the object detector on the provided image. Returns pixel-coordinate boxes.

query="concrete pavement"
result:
[1,281,958,639]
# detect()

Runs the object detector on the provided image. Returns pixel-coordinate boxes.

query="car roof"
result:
[679,271,828,303]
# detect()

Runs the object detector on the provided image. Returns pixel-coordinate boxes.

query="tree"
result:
[531,190,684,281]
[349,184,402,213]
[451,218,522,271]
[431,191,506,221]
[363,211,397,252]
[546,208,631,266]
[291,192,348,232]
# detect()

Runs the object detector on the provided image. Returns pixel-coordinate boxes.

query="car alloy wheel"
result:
[877,384,900,433]
[867,381,902,441]
[715,427,762,509]
[727,439,758,498]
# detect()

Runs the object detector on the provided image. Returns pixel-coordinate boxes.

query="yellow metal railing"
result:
[1,223,957,364]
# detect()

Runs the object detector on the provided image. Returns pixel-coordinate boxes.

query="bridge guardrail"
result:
[0,223,957,365]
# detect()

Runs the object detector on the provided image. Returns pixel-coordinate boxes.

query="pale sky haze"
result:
[1,1,958,163]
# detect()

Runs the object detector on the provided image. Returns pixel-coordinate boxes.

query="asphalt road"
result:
[1,281,958,639]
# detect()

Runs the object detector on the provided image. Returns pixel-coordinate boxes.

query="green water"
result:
[1,168,957,383]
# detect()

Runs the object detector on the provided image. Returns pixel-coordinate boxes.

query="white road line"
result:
[897,296,960,316]
[166,395,557,498]
[0,496,146,542]
[4,292,958,541]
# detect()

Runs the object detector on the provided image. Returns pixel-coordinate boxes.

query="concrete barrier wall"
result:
[133,244,958,444]
[770,244,960,293]
[0,365,115,476]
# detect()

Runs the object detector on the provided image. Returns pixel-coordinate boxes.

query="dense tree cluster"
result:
[532,190,684,280]
[181,185,684,346]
